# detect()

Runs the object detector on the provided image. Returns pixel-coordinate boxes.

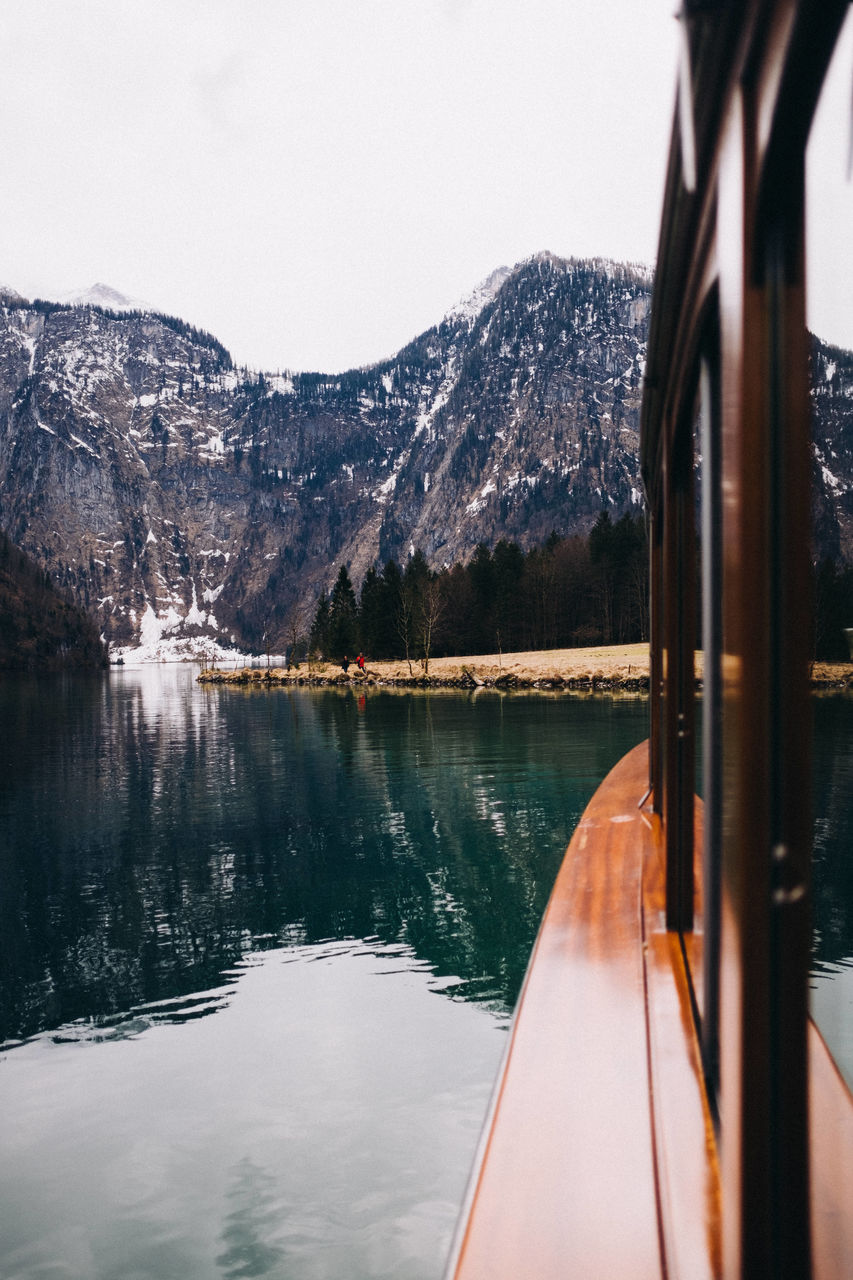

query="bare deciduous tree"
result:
[418,576,447,675]
[396,587,416,676]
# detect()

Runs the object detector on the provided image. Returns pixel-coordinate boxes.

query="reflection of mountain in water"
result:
[812,695,853,971]
[0,670,647,1043]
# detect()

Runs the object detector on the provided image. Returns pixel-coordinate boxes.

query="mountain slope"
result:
[0,529,107,669]
[0,256,848,653]
[811,335,853,562]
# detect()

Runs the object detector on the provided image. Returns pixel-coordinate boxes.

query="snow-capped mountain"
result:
[443,264,513,325]
[0,254,847,653]
[58,283,151,312]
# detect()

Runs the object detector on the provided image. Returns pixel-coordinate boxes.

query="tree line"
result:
[814,557,853,661]
[304,514,853,670]
[0,530,107,671]
[307,510,649,669]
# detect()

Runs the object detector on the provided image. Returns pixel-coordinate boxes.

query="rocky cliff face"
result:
[0,298,244,649]
[810,336,853,564]
[0,256,650,651]
[0,254,848,654]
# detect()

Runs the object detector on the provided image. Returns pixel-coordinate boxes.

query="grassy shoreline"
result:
[198,643,853,691]
[199,643,650,690]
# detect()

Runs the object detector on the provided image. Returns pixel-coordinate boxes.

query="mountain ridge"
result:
[0,253,849,655]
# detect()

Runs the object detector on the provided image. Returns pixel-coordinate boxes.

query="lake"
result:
[0,669,849,1280]
[0,669,647,1280]
[811,694,853,1085]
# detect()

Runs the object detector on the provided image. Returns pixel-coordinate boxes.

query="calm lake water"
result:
[0,669,849,1280]
[811,694,853,1084]
[0,669,647,1280]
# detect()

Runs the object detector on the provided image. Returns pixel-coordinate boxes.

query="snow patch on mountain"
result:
[60,283,151,312]
[113,592,240,665]
[113,633,252,666]
[445,265,512,325]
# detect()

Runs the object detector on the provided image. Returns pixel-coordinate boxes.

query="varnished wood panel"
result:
[809,1023,853,1280]
[446,732,851,1280]
[644,795,722,1280]
[447,742,661,1278]
[447,742,721,1280]
[636,6,853,1277]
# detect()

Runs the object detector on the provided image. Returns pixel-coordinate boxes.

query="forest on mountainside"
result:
[814,556,853,661]
[308,511,649,669]
[0,531,107,670]
[305,511,853,671]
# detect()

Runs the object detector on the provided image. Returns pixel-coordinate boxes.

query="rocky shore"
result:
[197,644,853,692]
[198,644,654,692]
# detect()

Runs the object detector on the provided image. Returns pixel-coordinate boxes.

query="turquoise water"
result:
[0,669,848,1279]
[0,669,647,1280]
[811,695,853,1088]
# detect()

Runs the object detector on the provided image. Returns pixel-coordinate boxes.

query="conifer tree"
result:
[328,565,358,658]
[590,509,616,642]
[309,590,330,657]
[468,543,495,652]
[358,565,385,657]
[492,539,524,654]
[378,558,404,657]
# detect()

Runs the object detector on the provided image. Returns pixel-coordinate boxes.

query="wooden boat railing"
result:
[447,3,853,1277]
[445,743,718,1278]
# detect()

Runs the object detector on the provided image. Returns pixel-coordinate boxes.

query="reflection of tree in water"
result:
[812,696,853,968]
[217,1157,286,1279]
[0,675,647,1041]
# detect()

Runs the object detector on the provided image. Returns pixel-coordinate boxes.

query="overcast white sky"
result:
[3,2,682,372]
[806,8,853,354]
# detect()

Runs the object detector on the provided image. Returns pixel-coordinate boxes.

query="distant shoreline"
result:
[198,643,651,691]
[197,643,853,691]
